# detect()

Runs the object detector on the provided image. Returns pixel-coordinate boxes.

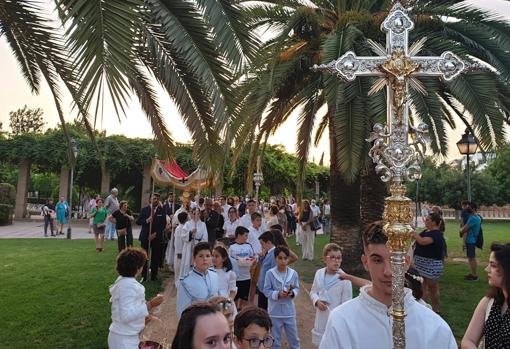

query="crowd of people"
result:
[41,190,508,348]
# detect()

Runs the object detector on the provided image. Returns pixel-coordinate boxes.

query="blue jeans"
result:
[105,219,116,240]
[323,216,331,234]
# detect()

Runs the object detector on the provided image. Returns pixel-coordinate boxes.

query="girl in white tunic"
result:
[310,243,352,346]
[179,207,208,279]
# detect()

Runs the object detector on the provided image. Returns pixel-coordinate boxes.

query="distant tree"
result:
[486,144,510,204]
[9,105,45,134]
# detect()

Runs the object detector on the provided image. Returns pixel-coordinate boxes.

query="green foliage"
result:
[8,105,45,134]
[0,183,15,226]
[406,156,505,208]
[486,144,510,204]
[0,183,16,205]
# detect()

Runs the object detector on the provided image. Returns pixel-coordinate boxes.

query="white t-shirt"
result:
[248,226,263,254]
[324,204,331,216]
[223,219,240,238]
[229,243,255,281]
[311,205,321,218]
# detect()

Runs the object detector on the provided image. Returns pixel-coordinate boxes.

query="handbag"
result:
[311,217,321,231]
[49,212,56,219]
[117,228,127,237]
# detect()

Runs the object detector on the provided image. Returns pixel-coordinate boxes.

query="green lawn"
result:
[0,239,163,349]
[1,221,508,347]
[288,220,509,339]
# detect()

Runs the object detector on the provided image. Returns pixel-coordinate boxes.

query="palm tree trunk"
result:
[328,117,364,274]
[360,162,387,228]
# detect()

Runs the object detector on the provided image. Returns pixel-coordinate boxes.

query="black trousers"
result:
[44,216,55,235]
[141,238,162,280]
[117,226,133,252]
[257,288,268,310]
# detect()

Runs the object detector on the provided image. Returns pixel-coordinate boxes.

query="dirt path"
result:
[140,276,316,348]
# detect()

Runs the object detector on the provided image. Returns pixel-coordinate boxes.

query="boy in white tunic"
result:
[319,222,457,349]
[310,243,352,346]
[173,211,188,286]
[108,248,164,349]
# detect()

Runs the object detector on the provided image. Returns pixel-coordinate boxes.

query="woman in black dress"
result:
[462,243,510,348]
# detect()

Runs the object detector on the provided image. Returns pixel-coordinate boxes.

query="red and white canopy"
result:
[151,159,209,190]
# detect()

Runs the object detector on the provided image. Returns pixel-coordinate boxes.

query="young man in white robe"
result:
[319,222,457,349]
[239,199,268,232]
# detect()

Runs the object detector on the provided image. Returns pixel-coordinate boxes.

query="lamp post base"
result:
[67,226,72,239]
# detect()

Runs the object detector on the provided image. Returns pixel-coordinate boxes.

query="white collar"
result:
[359,285,415,315]
[271,267,294,284]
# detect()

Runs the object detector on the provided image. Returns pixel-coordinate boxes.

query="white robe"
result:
[179,220,208,279]
[310,268,352,346]
[319,285,457,349]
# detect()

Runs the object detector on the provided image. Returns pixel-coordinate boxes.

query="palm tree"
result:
[235,0,510,272]
[0,0,258,176]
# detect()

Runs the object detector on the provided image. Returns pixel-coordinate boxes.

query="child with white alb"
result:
[310,243,352,346]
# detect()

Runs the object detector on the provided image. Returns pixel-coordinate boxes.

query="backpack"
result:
[475,216,484,249]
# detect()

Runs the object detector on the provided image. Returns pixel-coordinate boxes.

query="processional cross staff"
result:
[313,2,481,348]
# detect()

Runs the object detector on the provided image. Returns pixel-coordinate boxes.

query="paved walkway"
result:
[0,219,140,239]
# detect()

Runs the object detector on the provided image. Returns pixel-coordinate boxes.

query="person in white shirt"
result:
[322,199,331,234]
[223,206,240,239]
[239,199,268,232]
[173,211,189,286]
[319,222,457,349]
[311,243,352,346]
[179,207,208,279]
[311,199,321,219]
[229,226,256,310]
[220,195,231,220]
[108,248,164,349]
[247,212,264,255]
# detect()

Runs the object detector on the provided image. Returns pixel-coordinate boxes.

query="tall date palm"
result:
[0,0,258,174]
[235,0,510,272]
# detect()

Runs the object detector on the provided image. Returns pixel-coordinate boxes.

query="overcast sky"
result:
[0,0,509,164]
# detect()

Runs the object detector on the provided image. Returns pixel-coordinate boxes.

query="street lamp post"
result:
[456,130,478,202]
[253,156,264,207]
[67,139,78,239]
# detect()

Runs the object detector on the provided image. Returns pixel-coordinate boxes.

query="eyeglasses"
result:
[242,336,275,348]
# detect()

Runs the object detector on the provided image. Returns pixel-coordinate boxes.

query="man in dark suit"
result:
[137,193,166,281]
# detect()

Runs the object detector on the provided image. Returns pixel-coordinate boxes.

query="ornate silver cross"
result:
[313,2,479,348]
[313,2,479,185]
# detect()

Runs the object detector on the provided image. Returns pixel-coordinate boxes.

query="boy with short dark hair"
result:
[229,226,256,310]
[257,231,276,310]
[173,211,189,285]
[248,212,263,254]
[108,248,164,349]
[176,242,219,317]
[234,306,274,349]
[263,246,300,349]
[319,222,456,349]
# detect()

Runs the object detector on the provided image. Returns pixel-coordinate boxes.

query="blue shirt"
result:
[263,266,299,318]
[257,246,276,291]
[466,215,481,244]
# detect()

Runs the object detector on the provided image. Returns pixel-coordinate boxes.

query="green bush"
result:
[0,183,15,205]
[0,203,13,225]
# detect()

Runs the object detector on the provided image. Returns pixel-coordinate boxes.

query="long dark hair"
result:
[171,302,220,349]
[405,267,424,301]
[214,246,233,272]
[487,242,510,307]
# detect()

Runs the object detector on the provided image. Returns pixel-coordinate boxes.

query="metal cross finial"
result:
[312,2,481,348]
